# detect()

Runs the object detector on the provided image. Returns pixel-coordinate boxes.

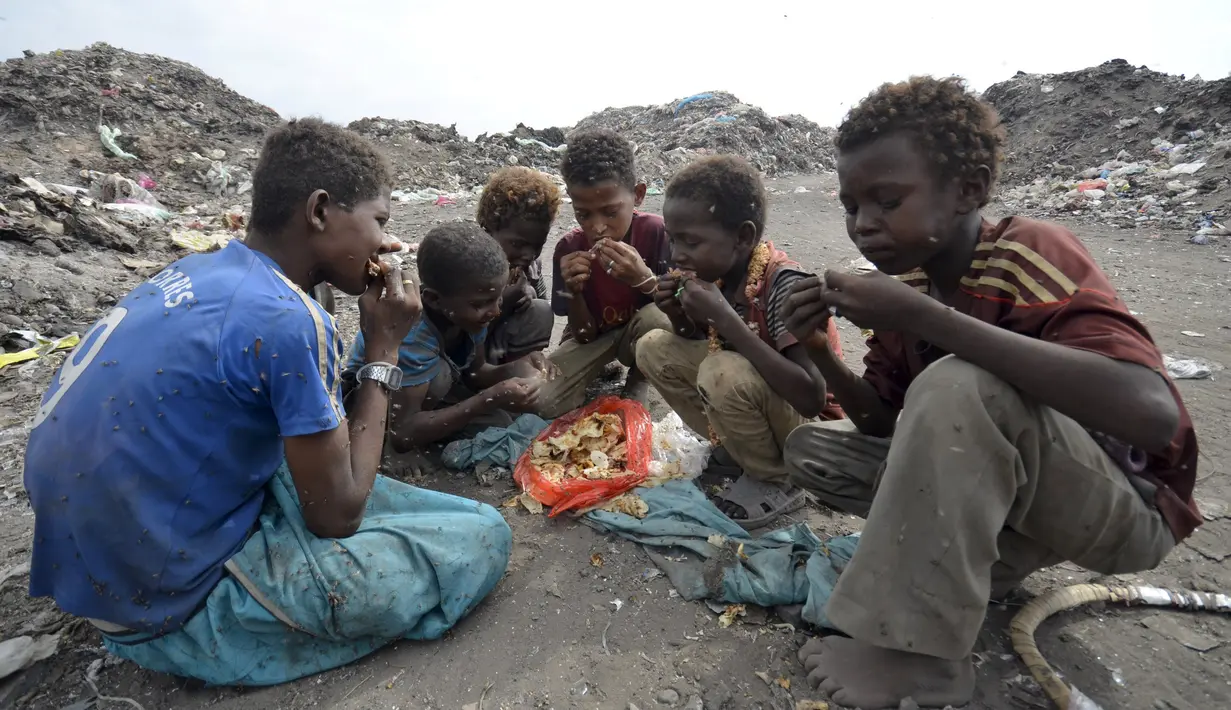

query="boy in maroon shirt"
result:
[781,77,1200,708]
[542,129,672,417]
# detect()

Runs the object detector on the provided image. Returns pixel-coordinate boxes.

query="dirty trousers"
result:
[783,356,1176,660]
[486,298,554,365]
[541,304,672,418]
[637,330,810,485]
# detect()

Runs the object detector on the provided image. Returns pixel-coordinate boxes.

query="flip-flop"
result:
[713,474,808,531]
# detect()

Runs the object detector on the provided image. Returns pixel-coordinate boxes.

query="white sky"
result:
[4,0,1229,138]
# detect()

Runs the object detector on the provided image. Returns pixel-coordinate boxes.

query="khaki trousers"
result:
[783,356,1176,660]
[540,305,672,419]
[636,330,811,484]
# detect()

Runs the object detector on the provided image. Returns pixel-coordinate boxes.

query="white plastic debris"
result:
[1164,355,1221,380]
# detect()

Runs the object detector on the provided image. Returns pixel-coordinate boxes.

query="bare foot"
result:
[797,636,975,708]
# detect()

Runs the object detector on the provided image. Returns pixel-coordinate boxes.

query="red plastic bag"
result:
[514,395,652,517]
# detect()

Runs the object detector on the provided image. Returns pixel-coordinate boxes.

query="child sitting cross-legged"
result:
[347,222,556,450]
[636,155,846,530]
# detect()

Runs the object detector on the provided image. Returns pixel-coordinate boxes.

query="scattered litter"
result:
[1164,355,1221,380]
[98,125,137,160]
[649,412,711,480]
[610,598,624,612]
[0,332,80,370]
[0,561,30,589]
[718,604,746,628]
[171,229,232,252]
[119,257,164,272]
[795,702,829,710]
[0,633,61,680]
[775,677,791,690]
[590,553,605,568]
[1180,331,1206,338]
[754,670,772,685]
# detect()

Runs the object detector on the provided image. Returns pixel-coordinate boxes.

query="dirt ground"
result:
[1,173,1229,710]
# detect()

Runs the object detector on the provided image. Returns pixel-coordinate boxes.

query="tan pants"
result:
[637,330,811,484]
[783,356,1176,660]
[540,305,672,419]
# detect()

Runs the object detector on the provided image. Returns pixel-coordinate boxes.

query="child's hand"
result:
[783,276,834,350]
[678,277,737,330]
[358,263,422,360]
[501,279,533,315]
[596,240,654,289]
[489,377,544,413]
[516,352,560,381]
[560,251,592,294]
[819,270,937,332]
[653,272,686,315]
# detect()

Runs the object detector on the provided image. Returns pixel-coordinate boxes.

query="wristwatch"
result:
[356,362,403,392]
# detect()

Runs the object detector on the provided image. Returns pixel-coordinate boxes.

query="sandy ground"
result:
[1,173,1229,710]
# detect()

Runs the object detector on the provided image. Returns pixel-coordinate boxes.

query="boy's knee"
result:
[697,351,760,410]
[907,356,1016,410]
[783,422,847,484]
[634,329,674,377]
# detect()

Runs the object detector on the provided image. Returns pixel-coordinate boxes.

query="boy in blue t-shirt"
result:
[347,221,553,449]
[22,119,512,686]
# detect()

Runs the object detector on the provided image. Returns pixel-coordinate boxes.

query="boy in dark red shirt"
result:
[542,129,672,417]
[781,76,1200,709]
[636,155,846,529]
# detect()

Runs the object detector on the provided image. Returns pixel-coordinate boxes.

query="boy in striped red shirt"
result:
[782,76,1200,708]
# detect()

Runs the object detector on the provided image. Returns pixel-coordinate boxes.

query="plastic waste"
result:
[0,332,80,370]
[136,173,157,190]
[1164,355,1221,380]
[102,203,173,223]
[172,229,233,252]
[98,124,137,160]
[514,396,652,517]
[674,93,714,116]
[649,412,712,480]
[514,137,566,153]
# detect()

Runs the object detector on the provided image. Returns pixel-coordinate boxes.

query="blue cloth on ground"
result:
[103,462,512,686]
[585,480,859,630]
[441,414,550,470]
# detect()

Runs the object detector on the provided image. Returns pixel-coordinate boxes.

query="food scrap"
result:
[597,492,649,519]
[718,604,747,628]
[366,259,383,278]
[529,411,629,482]
[590,552,604,568]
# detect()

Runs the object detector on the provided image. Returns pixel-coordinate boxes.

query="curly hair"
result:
[249,118,392,234]
[475,167,562,233]
[836,76,1005,204]
[416,221,509,294]
[665,155,768,237]
[560,128,637,190]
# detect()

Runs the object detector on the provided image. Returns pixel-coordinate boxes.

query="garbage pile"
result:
[348,117,569,195]
[573,91,837,184]
[985,59,1231,241]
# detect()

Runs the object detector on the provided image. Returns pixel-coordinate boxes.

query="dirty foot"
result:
[797,636,974,709]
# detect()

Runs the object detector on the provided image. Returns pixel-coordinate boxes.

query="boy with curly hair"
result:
[24,119,511,686]
[781,76,1200,708]
[475,166,560,365]
[542,128,673,417]
[636,155,846,529]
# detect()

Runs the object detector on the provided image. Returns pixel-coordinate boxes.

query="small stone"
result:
[899,698,921,710]
[32,238,60,256]
[207,148,227,160]
[656,688,680,705]
[682,696,703,710]
[54,257,85,275]
[0,314,24,327]
[13,281,41,303]
[97,293,118,307]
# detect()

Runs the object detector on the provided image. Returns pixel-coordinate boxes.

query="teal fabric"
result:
[441,414,550,470]
[585,479,859,629]
[104,462,511,686]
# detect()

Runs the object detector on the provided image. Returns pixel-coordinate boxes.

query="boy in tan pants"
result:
[636,155,845,529]
[780,76,1201,708]
[542,129,672,417]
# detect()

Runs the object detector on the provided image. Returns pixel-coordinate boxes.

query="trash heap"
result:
[984,59,1231,242]
[573,91,837,186]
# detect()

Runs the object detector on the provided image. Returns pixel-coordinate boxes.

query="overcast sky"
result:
[4,0,1229,137]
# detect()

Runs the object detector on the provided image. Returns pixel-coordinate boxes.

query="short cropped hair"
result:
[560,129,637,190]
[836,76,1005,204]
[416,222,509,294]
[475,167,562,233]
[249,118,392,233]
[666,155,768,237]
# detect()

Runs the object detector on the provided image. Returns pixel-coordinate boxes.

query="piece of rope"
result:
[1009,583,1231,709]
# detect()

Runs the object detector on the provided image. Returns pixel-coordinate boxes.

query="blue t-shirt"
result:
[24,241,344,634]
[347,317,486,388]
